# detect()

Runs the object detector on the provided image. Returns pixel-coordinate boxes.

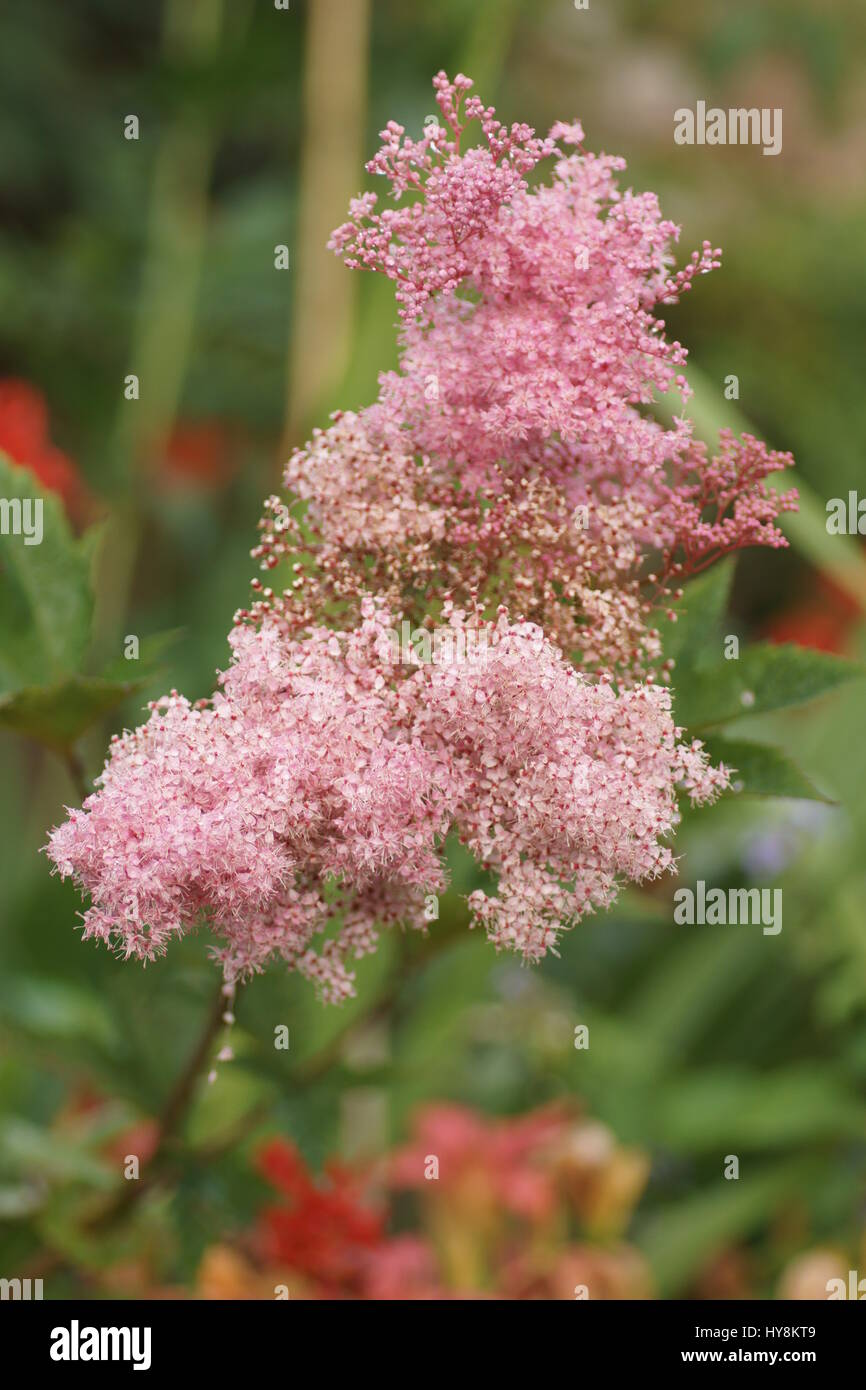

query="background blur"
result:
[1,0,866,1300]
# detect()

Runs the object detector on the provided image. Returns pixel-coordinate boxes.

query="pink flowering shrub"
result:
[47,72,795,1000]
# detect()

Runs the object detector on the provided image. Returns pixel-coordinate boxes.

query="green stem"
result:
[22,974,236,1276]
[91,0,231,670]
[89,976,234,1230]
[61,746,89,803]
[283,0,371,461]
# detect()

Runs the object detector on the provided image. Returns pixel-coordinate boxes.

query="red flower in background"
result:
[0,378,85,516]
[391,1102,566,1224]
[160,421,233,489]
[256,1138,384,1295]
[357,1235,445,1301]
[763,573,861,654]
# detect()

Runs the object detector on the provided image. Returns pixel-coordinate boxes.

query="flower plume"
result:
[48,606,725,1001]
[46,71,798,999]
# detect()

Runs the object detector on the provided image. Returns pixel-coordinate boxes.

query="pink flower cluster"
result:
[48,603,725,1000]
[330,76,794,511]
[250,73,796,680]
[329,72,554,324]
[47,72,795,998]
[253,409,663,677]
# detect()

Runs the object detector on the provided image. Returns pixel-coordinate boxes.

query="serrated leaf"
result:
[0,673,146,751]
[675,642,864,730]
[0,453,95,690]
[701,734,831,801]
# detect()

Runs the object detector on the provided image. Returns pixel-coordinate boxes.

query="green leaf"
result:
[0,673,146,752]
[0,1184,45,1218]
[99,627,185,682]
[627,930,761,1064]
[663,559,736,670]
[0,453,95,690]
[701,734,831,801]
[637,1160,818,1294]
[674,642,864,730]
[0,976,117,1048]
[0,1118,114,1187]
[658,1065,866,1151]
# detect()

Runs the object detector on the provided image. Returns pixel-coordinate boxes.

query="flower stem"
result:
[89,976,234,1229]
[62,747,89,804]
